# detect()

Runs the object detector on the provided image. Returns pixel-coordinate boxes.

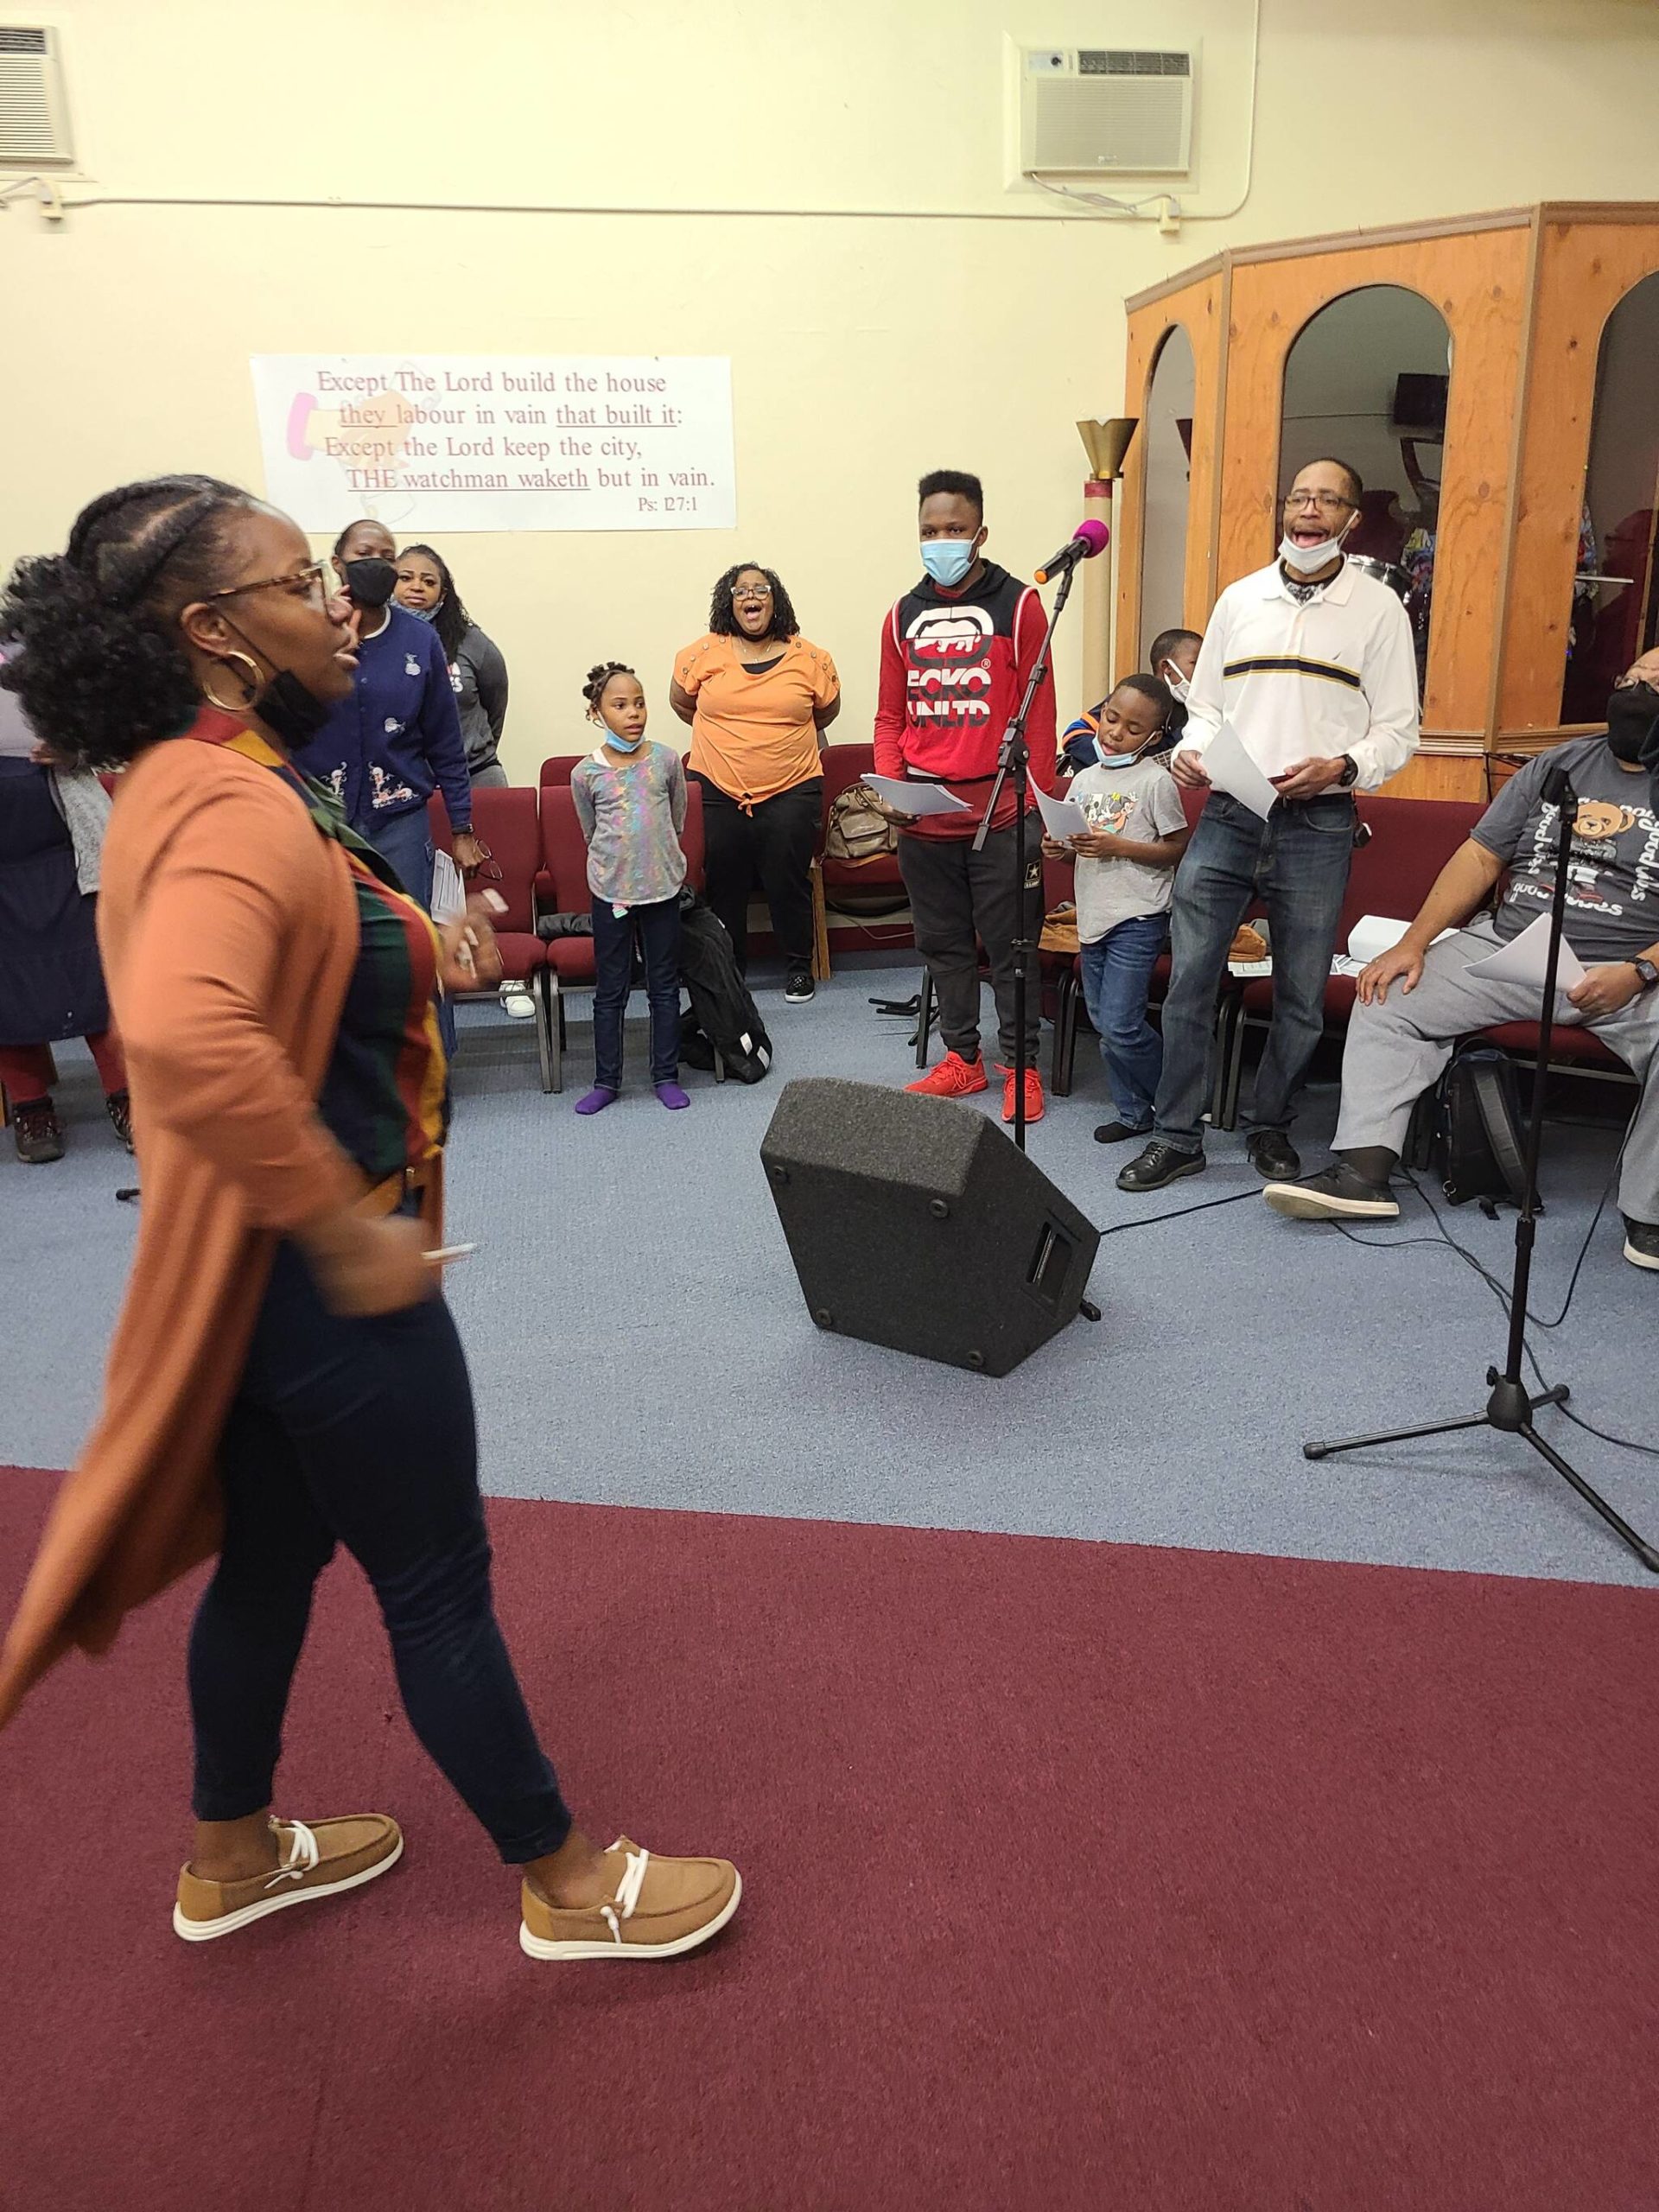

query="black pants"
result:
[591,893,681,1089]
[188,1236,573,1865]
[899,820,1044,1062]
[690,772,822,974]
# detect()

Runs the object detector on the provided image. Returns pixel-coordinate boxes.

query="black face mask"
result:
[253,667,334,748]
[1605,682,1659,766]
[341,556,398,609]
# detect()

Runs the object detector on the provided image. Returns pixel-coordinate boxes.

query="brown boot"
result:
[11,1098,63,1165]
[519,1836,741,1961]
[173,1814,404,1942]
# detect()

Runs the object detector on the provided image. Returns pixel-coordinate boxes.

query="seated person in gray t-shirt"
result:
[1260,650,1659,1272]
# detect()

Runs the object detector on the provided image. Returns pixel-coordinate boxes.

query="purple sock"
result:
[654,1081,690,1110]
[575,1085,618,1116]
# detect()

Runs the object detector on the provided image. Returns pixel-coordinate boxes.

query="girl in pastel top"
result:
[569,663,690,1116]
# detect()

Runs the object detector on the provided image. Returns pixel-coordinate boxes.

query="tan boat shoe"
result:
[519,1835,741,1961]
[173,1814,404,1942]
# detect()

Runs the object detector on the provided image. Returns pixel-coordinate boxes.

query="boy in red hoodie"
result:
[874,470,1058,1122]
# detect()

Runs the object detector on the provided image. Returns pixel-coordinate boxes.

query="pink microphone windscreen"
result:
[1074,518,1110,556]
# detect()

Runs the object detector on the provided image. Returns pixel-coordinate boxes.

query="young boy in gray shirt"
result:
[1046,675,1190,1144]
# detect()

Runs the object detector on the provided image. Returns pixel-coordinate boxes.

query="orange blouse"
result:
[673,632,839,810]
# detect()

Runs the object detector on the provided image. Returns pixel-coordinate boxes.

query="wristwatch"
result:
[1335,754,1360,789]
[1631,957,1659,992]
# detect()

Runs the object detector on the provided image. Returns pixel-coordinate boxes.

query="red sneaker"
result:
[906,1051,988,1099]
[998,1065,1045,1124]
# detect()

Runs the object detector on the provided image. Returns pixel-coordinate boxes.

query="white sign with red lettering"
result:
[250,354,735,533]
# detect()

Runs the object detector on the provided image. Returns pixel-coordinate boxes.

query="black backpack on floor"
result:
[677,893,773,1084]
[1433,1046,1535,1215]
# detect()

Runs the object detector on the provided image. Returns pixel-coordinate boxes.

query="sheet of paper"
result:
[1027,778,1090,841]
[862,773,971,818]
[1200,721,1281,820]
[1465,913,1586,996]
[1346,914,1458,966]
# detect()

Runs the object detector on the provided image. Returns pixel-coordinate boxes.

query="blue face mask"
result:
[920,537,977,588]
[1094,746,1141,770]
[603,728,645,753]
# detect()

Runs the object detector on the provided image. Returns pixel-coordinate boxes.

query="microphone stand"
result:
[1303,765,1659,1573]
[972,556,1079,1157]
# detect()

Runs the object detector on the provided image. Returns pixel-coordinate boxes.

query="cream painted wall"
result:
[3,0,1659,775]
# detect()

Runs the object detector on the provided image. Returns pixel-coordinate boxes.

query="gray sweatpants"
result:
[1334,917,1659,1224]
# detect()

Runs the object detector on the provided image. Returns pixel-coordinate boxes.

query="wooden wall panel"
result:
[1380,752,1487,802]
[1217,229,1530,735]
[1116,271,1225,683]
[1497,219,1659,730]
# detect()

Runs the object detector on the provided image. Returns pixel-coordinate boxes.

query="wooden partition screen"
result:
[1120,204,1659,800]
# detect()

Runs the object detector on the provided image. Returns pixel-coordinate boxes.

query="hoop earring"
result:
[200,651,264,714]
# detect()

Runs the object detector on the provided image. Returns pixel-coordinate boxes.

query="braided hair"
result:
[397,543,472,664]
[0,475,259,769]
[582,660,636,712]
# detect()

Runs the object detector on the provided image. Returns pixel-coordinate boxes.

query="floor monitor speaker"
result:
[760,1077,1100,1376]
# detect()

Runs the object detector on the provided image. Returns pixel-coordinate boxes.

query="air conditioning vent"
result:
[1020,47,1193,177]
[0,28,74,166]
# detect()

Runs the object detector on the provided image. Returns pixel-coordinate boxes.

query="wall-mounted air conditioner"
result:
[1020,48,1193,178]
[0,27,74,166]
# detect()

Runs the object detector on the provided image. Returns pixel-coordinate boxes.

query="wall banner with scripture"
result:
[250,354,735,534]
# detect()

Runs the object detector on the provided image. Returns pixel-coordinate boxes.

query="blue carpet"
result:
[3,969,1655,1586]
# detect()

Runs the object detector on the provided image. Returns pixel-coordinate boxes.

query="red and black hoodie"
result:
[872,561,1058,840]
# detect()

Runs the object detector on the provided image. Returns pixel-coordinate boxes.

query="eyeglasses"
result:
[207,561,331,608]
[736,585,773,598]
[1283,491,1356,516]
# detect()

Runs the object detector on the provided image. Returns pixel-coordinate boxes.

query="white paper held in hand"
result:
[862,773,971,819]
[1198,721,1281,821]
[1465,914,1586,997]
[1027,777,1090,842]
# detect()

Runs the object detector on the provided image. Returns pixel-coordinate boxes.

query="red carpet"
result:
[3,1464,1658,2212]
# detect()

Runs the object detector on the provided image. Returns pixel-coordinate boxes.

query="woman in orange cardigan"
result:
[0,477,739,1962]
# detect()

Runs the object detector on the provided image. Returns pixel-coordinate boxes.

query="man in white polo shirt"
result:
[1118,457,1420,1193]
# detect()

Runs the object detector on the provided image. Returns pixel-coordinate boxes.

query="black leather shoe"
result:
[1246,1129,1301,1180]
[1262,1162,1399,1222]
[1117,1141,1205,1193]
[1093,1120,1153,1146]
[1624,1216,1659,1271]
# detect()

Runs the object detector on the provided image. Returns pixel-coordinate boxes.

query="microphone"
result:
[1033,518,1110,585]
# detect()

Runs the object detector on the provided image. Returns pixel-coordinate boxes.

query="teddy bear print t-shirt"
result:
[1473,735,1659,964]
[1067,754,1187,945]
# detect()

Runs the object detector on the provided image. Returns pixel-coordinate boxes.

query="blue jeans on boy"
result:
[1078,911,1169,1131]
[591,894,683,1090]
[1153,789,1355,1152]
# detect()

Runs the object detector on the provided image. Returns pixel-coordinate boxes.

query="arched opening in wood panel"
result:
[1560,268,1659,723]
[1140,322,1196,664]
[1280,283,1452,692]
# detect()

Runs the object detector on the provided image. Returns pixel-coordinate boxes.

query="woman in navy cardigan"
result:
[291,518,483,907]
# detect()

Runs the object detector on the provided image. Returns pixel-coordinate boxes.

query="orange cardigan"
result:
[0,724,371,1726]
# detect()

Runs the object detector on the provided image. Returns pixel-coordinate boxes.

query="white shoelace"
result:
[264,1818,321,1891]
[600,1844,651,1944]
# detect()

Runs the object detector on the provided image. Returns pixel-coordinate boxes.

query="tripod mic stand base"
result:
[1303,1376,1659,1574]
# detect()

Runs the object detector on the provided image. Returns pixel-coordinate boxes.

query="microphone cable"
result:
[1322,1120,1658,1462]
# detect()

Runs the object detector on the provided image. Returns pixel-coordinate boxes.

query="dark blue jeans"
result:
[591,894,682,1089]
[360,804,456,1058]
[1153,790,1356,1151]
[1077,910,1169,1130]
[188,1238,572,1865]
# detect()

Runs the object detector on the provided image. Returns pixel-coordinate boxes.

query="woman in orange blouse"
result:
[0,476,739,1964]
[671,563,839,1001]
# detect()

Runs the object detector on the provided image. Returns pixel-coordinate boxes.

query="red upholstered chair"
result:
[1216,793,1484,1128]
[538,780,705,1092]
[819,742,910,957]
[539,754,583,787]
[429,786,552,1090]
